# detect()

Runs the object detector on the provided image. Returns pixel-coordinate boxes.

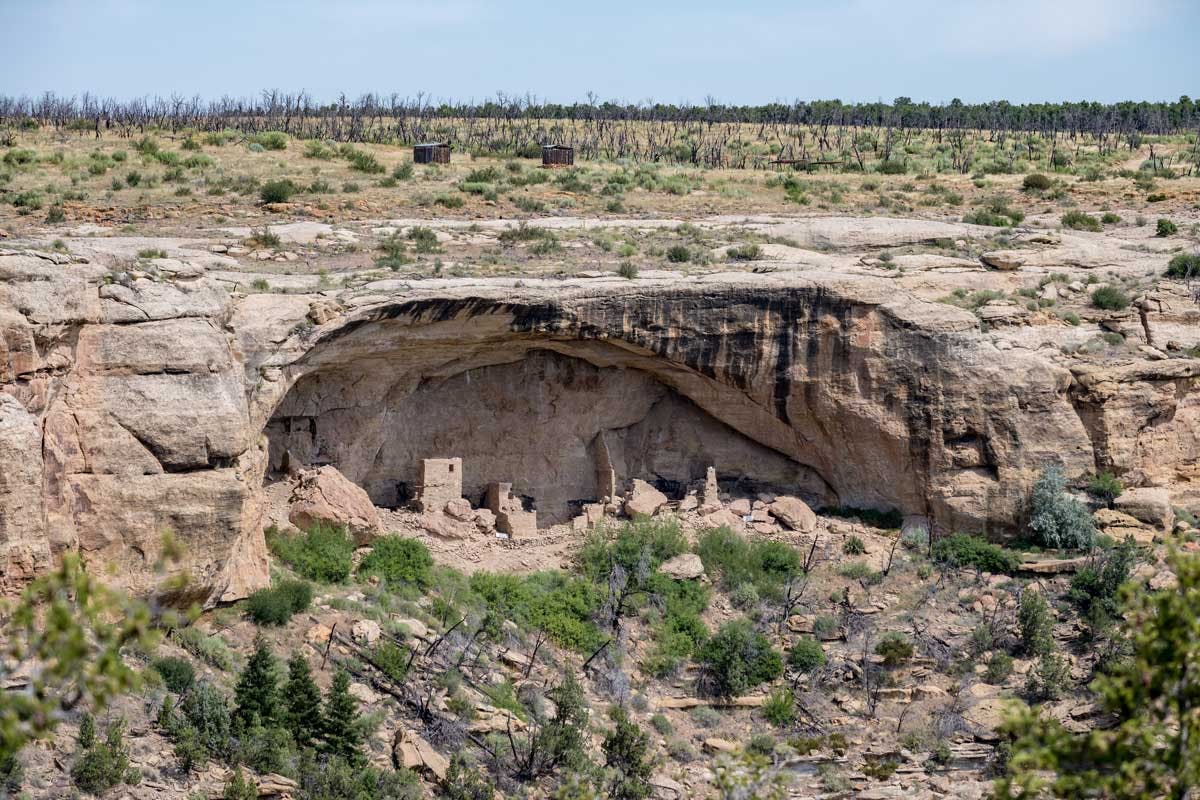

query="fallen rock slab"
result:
[288,466,380,544]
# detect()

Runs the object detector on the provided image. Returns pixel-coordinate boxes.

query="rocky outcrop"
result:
[288,465,380,543]
[1,245,1197,601]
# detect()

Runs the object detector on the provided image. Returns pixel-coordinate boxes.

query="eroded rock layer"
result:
[2,247,1197,600]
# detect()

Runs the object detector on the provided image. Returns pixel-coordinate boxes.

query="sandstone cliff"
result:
[2,245,1196,601]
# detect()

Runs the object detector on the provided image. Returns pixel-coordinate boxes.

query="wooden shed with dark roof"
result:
[541,144,574,167]
[413,142,451,164]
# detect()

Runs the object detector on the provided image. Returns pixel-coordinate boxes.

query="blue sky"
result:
[5,0,1198,105]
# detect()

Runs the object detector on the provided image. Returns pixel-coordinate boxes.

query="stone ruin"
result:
[415,458,463,513]
[485,481,537,538]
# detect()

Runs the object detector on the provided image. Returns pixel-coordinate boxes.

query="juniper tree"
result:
[603,707,654,800]
[284,651,323,748]
[998,549,1200,798]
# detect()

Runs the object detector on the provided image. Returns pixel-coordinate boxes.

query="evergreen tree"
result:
[998,549,1200,798]
[284,651,324,748]
[321,670,363,763]
[233,636,281,731]
[603,708,654,800]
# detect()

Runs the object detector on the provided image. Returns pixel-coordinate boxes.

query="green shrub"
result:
[1018,590,1054,657]
[137,247,167,259]
[11,190,44,210]
[1166,253,1200,279]
[1061,210,1102,232]
[985,652,1014,684]
[392,162,414,181]
[763,686,792,729]
[1022,173,1052,191]
[730,582,760,610]
[259,179,298,204]
[252,132,288,151]
[727,243,763,261]
[617,261,639,279]
[1091,285,1130,311]
[1101,212,1121,224]
[1088,472,1124,505]
[649,713,673,735]
[932,533,1020,574]
[176,680,233,761]
[267,523,354,583]
[696,526,802,598]
[406,225,441,254]
[172,627,237,671]
[71,718,135,794]
[1067,537,1136,632]
[665,244,691,263]
[304,140,335,160]
[434,193,464,209]
[152,656,195,694]
[812,614,839,639]
[875,632,914,666]
[1156,218,1178,237]
[789,638,825,673]
[357,536,433,588]
[246,226,281,248]
[246,579,312,626]
[343,148,384,174]
[1,148,36,166]
[1025,652,1070,701]
[468,570,603,652]
[1027,465,1096,549]
[842,535,866,555]
[697,619,782,697]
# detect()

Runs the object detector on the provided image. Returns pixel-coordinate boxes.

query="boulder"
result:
[659,553,705,580]
[288,466,380,544]
[392,729,449,781]
[980,251,1023,271]
[625,479,668,517]
[444,497,474,521]
[417,512,474,539]
[769,496,817,533]
[728,498,752,516]
[393,617,429,639]
[1114,487,1174,530]
[1093,508,1143,529]
[703,738,738,753]
[352,619,382,645]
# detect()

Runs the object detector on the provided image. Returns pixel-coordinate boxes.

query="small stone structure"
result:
[416,457,462,513]
[485,481,537,537]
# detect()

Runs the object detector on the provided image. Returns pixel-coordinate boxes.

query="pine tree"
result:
[321,670,363,763]
[284,651,323,748]
[603,708,653,800]
[233,636,280,731]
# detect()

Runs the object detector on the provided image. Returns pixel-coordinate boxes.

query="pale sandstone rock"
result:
[352,619,382,645]
[1114,487,1174,530]
[625,479,668,517]
[288,466,380,544]
[444,497,474,521]
[659,553,705,580]
[728,498,752,516]
[393,617,429,639]
[392,729,449,780]
[769,496,817,533]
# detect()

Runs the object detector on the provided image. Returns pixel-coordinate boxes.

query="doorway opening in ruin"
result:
[264,348,832,526]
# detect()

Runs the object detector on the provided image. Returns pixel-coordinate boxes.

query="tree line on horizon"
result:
[3,90,1198,170]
